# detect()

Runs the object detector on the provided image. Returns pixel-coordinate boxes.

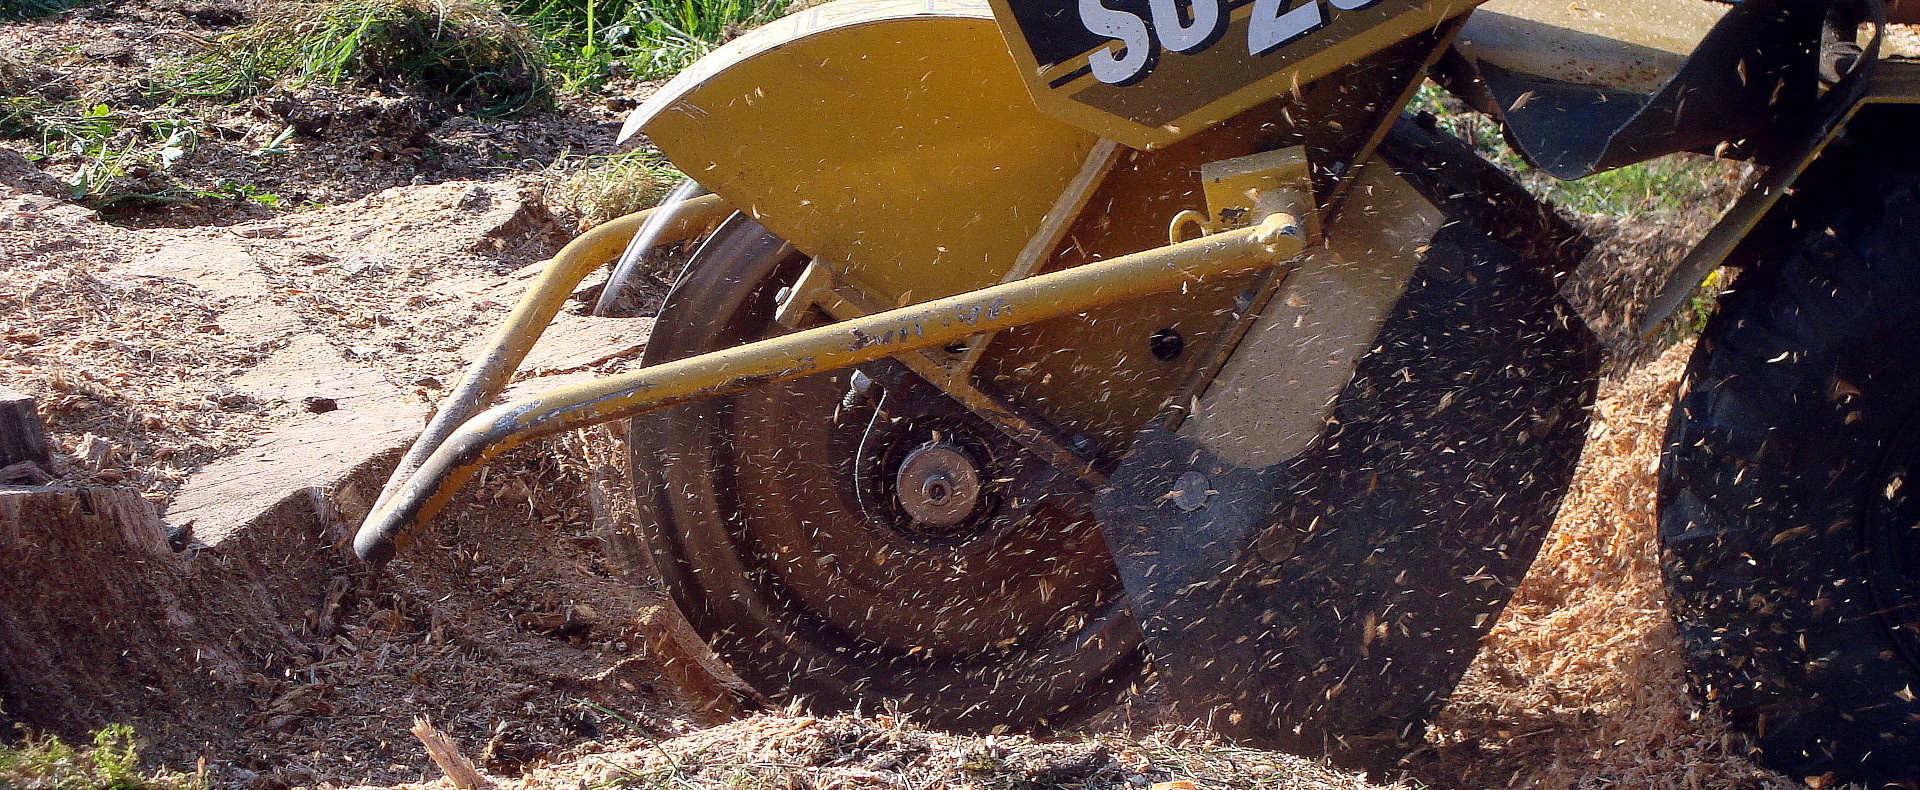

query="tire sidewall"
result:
[628,215,1145,730]
[1661,148,1920,784]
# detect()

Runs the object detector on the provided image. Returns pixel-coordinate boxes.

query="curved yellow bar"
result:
[368,194,733,516]
[354,213,1306,565]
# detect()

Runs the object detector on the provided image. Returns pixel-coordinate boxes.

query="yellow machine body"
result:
[986,0,1486,148]
[623,0,1101,307]
[623,0,1379,452]
[360,0,1920,781]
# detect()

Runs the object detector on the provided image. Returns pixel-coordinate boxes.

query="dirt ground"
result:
[1,0,640,217]
[0,2,1817,789]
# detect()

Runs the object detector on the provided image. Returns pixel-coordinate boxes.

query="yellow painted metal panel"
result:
[987,0,1484,148]
[1455,0,1728,94]
[630,0,1103,305]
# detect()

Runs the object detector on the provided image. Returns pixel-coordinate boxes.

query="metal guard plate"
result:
[987,0,1484,148]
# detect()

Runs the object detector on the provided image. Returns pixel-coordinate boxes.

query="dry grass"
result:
[425,713,1403,790]
[545,150,681,229]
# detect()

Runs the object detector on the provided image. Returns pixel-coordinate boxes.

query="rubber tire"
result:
[1661,148,1920,787]
[627,214,1144,732]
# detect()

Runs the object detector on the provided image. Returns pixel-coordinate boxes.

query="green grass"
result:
[0,724,206,790]
[1407,82,1710,221]
[507,0,789,90]
[0,97,287,208]
[168,0,550,116]
[0,0,91,22]
[2,0,788,213]
[1406,82,1749,348]
[6,100,141,203]
[1538,156,1718,217]
[159,0,793,104]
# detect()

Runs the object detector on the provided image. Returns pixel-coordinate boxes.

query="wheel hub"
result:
[841,363,1039,547]
[895,441,983,529]
[632,219,1141,731]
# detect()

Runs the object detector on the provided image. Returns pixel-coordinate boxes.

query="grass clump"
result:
[1535,154,1726,218]
[0,0,91,22]
[0,724,205,790]
[170,0,550,116]
[507,0,788,90]
[548,149,682,226]
[1,99,138,203]
[0,99,240,208]
[1408,82,1743,223]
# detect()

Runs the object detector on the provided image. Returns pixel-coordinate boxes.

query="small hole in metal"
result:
[1149,328,1184,361]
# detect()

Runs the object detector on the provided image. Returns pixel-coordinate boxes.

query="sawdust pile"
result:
[0,175,581,501]
[1415,342,1792,790]
[347,713,1401,790]
[0,189,274,496]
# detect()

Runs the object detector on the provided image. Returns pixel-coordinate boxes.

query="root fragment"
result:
[410,717,490,789]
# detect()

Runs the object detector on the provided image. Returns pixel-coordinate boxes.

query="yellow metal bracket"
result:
[768,144,1320,489]
[777,260,1108,487]
[1170,147,1317,244]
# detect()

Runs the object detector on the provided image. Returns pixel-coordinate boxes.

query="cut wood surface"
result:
[0,387,52,471]
[163,402,424,546]
[122,238,269,299]
[225,334,409,410]
[165,344,427,548]
[461,313,653,378]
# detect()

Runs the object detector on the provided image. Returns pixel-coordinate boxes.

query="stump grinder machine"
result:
[356,0,1920,784]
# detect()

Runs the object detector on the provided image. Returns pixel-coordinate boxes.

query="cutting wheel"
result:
[628,213,1144,729]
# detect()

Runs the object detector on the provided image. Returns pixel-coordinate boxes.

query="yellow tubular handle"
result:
[354,212,1307,565]
[368,194,734,518]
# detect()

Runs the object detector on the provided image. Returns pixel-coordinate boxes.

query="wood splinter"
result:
[410,716,491,789]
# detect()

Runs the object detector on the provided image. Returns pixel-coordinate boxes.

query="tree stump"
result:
[0,387,53,473]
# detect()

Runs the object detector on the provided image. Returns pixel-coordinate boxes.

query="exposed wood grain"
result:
[411,717,490,789]
[0,387,52,471]
[164,330,428,546]
[460,313,652,377]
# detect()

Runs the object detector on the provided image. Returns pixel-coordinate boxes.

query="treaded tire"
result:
[1661,143,1920,788]
[626,214,1144,732]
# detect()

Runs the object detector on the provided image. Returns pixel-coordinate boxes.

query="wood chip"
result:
[73,432,118,470]
[411,717,490,790]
